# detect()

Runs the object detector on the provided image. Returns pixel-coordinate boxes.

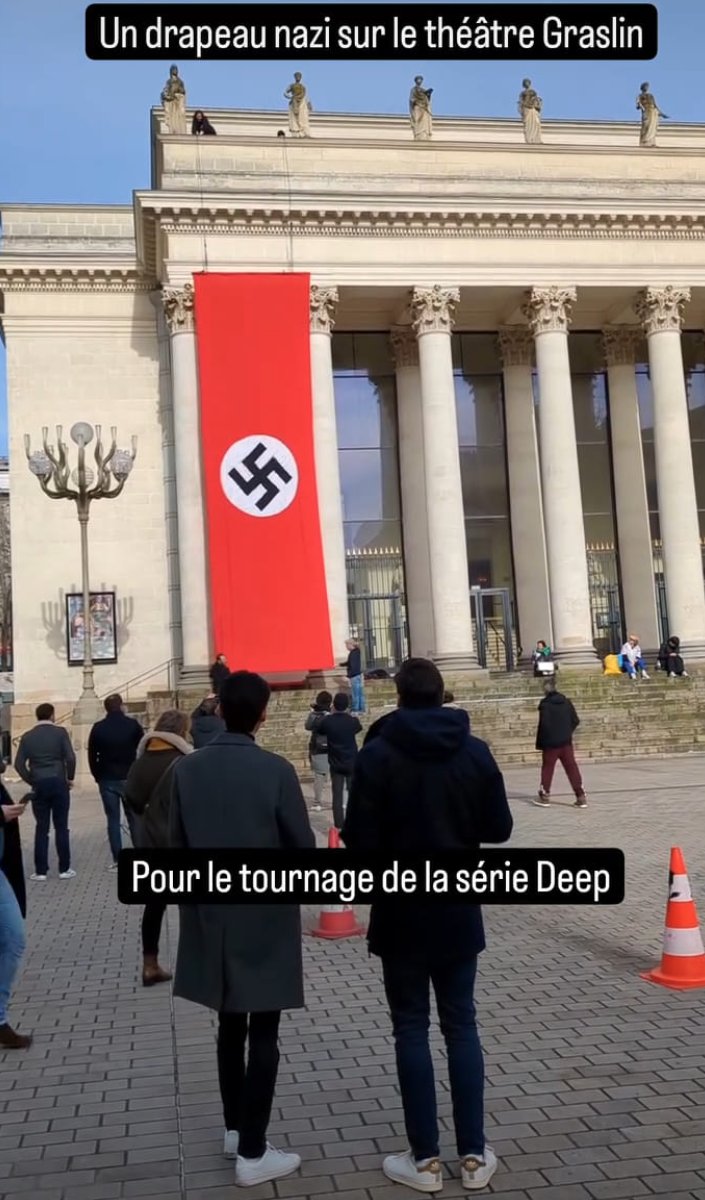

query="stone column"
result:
[411,286,480,671]
[497,327,552,658]
[162,282,211,685]
[523,287,598,666]
[635,287,705,658]
[602,327,660,653]
[309,285,349,664]
[390,327,435,657]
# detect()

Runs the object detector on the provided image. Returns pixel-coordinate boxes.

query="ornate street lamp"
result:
[24,422,137,722]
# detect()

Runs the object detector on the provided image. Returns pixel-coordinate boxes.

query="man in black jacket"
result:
[320,693,362,830]
[342,658,512,1194]
[191,695,226,749]
[210,654,230,697]
[534,679,587,808]
[88,694,144,867]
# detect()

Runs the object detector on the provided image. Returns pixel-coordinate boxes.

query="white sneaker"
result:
[461,1147,498,1190]
[235,1144,301,1187]
[224,1130,239,1159]
[382,1151,443,1193]
[59,869,76,880]
[641,671,650,680]
[108,863,119,872]
[683,671,689,677]
[30,873,47,882]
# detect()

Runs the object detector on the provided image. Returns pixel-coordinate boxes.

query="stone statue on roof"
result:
[161,65,186,135]
[518,79,542,144]
[409,77,433,140]
[285,73,311,137]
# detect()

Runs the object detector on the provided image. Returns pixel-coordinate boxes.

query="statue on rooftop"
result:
[285,73,311,137]
[518,79,542,144]
[409,76,433,140]
[637,82,667,147]
[161,65,186,135]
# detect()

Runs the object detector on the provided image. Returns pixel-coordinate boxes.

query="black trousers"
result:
[331,771,351,830]
[217,1011,281,1159]
[141,901,167,957]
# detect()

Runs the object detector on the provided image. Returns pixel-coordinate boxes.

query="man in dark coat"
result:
[88,694,144,868]
[342,658,513,1194]
[534,679,587,808]
[209,654,230,697]
[0,778,31,1048]
[170,671,315,1188]
[319,693,362,829]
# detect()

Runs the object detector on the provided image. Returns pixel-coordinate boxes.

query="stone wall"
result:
[2,283,172,704]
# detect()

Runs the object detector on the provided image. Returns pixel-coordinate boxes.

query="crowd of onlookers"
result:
[0,629,695,1189]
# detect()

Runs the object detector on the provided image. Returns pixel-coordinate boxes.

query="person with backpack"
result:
[533,679,587,809]
[304,690,332,812]
[124,710,192,986]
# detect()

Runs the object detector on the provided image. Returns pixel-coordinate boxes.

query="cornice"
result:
[0,265,155,292]
[151,209,705,241]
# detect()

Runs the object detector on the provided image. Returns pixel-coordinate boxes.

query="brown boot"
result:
[142,954,172,987]
[0,1023,33,1049]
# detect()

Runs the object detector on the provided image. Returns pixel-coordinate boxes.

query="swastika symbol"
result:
[220,435,299,518]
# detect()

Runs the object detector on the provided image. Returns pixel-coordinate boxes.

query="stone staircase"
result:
[140,668,705,779]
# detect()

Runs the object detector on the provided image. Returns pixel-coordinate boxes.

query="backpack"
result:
[308,712,329,756]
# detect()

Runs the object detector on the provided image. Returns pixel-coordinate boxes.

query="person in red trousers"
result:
[533,679,587,809]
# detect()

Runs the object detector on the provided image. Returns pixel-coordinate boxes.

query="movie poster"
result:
[66,592,117,666]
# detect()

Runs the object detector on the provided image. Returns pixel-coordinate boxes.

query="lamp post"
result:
[25,422,137,723]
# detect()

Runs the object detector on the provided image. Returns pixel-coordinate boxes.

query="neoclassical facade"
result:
[2,107,705,701]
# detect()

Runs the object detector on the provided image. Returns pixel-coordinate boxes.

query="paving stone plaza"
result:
[2,756,705,1200]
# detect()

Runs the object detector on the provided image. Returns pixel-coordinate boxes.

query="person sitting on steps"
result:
[658,635,688,679]
[620,634,649,681]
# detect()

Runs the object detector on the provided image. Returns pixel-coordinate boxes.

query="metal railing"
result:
[7,657,181,756]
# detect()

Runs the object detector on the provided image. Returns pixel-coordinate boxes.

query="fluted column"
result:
[162,282,211,683]
[390,327,435,657]
[309,285,349,663]
[635,288,705,657]
[523,287,598,666]
[498,327,552,657]
[411,286,480,671]
[602,327,660,653]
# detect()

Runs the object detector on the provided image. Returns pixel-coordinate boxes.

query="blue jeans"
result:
[31,778,71,875]
[350,674,366,713]
[621,656,647,678]
[382,955,485,1161]
[99,780,128,862]
[0,870,25,1025]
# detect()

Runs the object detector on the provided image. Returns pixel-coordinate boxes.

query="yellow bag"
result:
[603,653,622,676]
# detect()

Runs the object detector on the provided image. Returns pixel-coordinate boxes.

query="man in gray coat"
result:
[170,671,315,1188]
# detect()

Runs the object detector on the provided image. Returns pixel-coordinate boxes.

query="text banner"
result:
[118,848,626,905]
[86,5,658,60]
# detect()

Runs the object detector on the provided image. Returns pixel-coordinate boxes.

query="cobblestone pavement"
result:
[2,756,705,1200]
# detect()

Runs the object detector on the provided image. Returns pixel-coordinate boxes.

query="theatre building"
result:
[2,106,705,705]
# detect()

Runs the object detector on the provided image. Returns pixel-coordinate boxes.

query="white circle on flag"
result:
[220,435,299,518]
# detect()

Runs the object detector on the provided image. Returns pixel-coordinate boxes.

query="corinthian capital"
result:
[162,282,195,334]
[522,286,576,335]
[635,286,691,336]
[497,326,534,368]
[602,326,643,367]
[390,326,419,369]
[410,286,459,336]
[310,285,338,335]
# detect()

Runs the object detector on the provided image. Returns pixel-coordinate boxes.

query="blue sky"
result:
[1,0,703,455]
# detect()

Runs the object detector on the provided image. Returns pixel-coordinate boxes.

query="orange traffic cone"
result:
[641,847,705,990]
[309,827,365,940]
